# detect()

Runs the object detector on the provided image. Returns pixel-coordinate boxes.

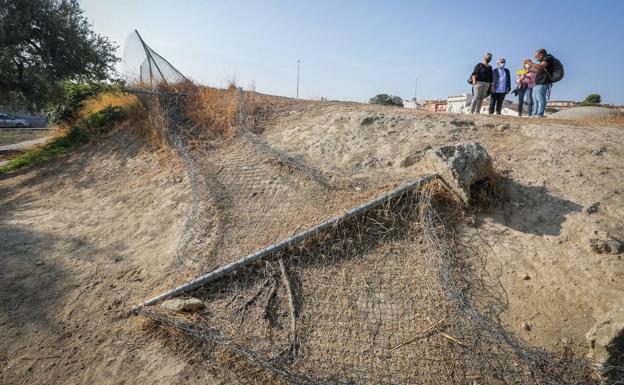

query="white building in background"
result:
[479,106,517,116]
[446,93,472,114]
[403,99,421,109]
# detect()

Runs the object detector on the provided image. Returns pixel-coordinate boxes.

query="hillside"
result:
[1,98,623,384]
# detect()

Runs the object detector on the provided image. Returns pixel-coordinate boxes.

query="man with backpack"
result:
[524,48,564,117]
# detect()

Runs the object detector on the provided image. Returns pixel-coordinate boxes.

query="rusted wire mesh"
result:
[132,89,602,384]
[122,34,610,384]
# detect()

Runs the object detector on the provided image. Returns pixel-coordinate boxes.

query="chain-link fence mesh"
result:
[122,31,618,384]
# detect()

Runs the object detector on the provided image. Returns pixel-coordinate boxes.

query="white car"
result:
[0,113,31,128]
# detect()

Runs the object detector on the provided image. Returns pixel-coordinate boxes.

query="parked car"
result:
[0,113,31,128]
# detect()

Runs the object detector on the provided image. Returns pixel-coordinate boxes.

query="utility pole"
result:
[414,78,418,102]
[296,59,300,99]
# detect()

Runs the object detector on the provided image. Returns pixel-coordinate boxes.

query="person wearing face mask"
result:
[489,58,511,115]
[524,48,555,117]
[469,52,493,114]
[515,63,536,116]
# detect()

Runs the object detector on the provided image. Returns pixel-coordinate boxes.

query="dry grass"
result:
[183,83,241,138]
[155,81,296,142]
[78,91,140,119]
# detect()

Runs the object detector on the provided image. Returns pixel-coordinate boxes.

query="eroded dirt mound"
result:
[0,128,213,384]
[1,99,623,384]
[256,102,624,354]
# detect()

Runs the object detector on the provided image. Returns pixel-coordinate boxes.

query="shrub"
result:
[44,81,119,125]
[369,94,404,107]
[581,93,601,105]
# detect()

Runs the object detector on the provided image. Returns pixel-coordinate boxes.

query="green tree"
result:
[583,94,601,104]
[369,94,404,107]
[0,0,118,110]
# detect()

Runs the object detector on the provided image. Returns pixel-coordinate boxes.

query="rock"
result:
[399,154,420,168]
[522,273,531,280]
[421,141,494,204]
[360,116,378,126]
[586,303,624,383]
[161,297,205,312]
[399,146,431,168]
[591,146,607,156]
[521,321,531,331]
[590,238,624,255]
[586,202,600,215]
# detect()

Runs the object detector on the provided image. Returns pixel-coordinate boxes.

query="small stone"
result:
[161,298,205,312]
[561,337,569,344]
[522,273,531,280]
[114,256,123,263]
[35,261,45,266]
[586,202,600,215]
[590,238,624,255]
[591,146,607,156]
[521,322,531,331]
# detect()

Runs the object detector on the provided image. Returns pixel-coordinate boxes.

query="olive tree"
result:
[0,0,118,109]
[369,94,404,107]
[583,94,601,105]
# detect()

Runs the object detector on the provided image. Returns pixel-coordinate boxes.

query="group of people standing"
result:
[469,48,558,117]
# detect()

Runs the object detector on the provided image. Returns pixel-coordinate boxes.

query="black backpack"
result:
[548,56,564,83]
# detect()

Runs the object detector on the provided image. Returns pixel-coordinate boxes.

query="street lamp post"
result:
[296,59,300,99]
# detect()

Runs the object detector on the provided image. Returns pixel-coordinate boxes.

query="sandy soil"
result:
[0,128,212,384]
[257,102,624,353]
[1,101,623,383]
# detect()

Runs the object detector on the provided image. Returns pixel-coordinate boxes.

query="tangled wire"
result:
[129,85,606,384]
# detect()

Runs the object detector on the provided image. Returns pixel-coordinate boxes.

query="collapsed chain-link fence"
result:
[122,31,619,384]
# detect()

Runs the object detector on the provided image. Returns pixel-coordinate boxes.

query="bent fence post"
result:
[132,173,439,314]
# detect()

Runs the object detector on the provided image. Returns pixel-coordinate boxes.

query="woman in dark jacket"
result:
[469,53,493,114]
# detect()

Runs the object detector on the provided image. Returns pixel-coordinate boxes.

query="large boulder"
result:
[586,303,624,383]
[421,142,494,204]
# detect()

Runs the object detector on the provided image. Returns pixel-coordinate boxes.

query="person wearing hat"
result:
[489,58,511,115]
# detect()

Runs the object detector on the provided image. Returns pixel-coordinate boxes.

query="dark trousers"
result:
[517,85,533,116]
[488,93,506,114]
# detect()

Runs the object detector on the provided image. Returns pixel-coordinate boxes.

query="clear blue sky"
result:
[81,0,624,104]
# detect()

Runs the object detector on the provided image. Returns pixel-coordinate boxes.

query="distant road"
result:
[0,137,49,153]
[0,126,52,130]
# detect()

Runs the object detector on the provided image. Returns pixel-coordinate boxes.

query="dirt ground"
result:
[0,129,54,165]
[1,102,623,384]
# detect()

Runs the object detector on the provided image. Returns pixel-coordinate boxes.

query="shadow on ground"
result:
[484,177,583,236]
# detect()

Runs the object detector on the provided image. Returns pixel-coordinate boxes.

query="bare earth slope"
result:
[0,102,622,384]
[0,129,209,384]
[257,102,624,353]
